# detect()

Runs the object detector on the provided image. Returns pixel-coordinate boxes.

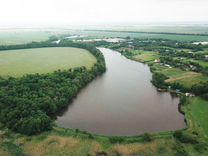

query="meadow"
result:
[0,30,50,45]
[132,51,159,63]
[0,47,96,77]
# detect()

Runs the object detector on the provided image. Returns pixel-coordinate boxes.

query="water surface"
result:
[57,48,185,136]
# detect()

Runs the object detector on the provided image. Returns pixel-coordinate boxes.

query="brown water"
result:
[57,48,185,136]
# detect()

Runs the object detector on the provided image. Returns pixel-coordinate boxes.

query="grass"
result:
[0,47,96,77]
[185,98,208,137]
[133,51,159,63]
[0,30,50,45]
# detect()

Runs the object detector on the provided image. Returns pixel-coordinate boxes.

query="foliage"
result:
[151,72,168,88]
[142,133,153,142]
[194,142,207,153]
[173,131,198,144]
[109,137,124,144]
[172,142,188,156]
[0,41,106,135]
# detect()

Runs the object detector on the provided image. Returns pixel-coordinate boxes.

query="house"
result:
[185,93,195,97]
[52,40,60,44]
[154,59,160,63]
[189,65,196,70]
[164,64,172,68]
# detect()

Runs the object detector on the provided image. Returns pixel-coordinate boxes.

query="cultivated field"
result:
[0,47,96,77]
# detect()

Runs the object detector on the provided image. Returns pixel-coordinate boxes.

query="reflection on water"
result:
[57,48,185,136]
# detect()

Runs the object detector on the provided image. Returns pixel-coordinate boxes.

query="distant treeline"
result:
[0,40,106,135]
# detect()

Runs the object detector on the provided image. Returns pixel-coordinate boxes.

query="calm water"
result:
[57,48,185,136]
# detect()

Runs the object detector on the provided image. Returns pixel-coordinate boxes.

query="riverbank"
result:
[0,96,207,155]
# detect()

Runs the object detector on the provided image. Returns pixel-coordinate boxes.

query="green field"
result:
[0,47,96,77]
[0,30,50,45]
[187,98,208,137]
[133,51,159,62]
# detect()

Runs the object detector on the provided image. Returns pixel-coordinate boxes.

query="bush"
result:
[96,151,108,156]
[172,142,187,156]
[173,131,198,144]
[88,134,94,139]
[194,142,207,153]
[142,133,153,142]
[109,137,124,144]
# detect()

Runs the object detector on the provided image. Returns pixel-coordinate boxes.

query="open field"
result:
[0,29,75,45]
[0,30,50,45]
[0,47,96,77]
[131,51,159,63]
[187,98,208,137]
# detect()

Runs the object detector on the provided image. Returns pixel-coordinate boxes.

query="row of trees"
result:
[0,40,106,135]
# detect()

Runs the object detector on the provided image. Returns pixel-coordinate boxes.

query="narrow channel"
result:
[57,48,186,136]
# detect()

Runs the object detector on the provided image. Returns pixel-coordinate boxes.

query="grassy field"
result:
[133,51,159,63]
[0,30,50,45]
[187,98,208,137]
[0,47,96,77]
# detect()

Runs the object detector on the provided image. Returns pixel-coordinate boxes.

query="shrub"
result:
[172,142,187,156]
[109,137,124,144]
[142,133,153,142]
[194,142,207,153]
[173,131,198,144]
[96,151,108,156]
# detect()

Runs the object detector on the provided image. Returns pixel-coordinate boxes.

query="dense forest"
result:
[0,40,106,135]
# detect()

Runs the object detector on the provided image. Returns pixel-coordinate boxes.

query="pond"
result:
[56,48,186,136]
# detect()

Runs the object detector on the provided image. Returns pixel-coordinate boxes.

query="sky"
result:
[0,0,208,27]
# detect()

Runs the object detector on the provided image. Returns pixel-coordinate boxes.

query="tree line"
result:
[0,40,106,135]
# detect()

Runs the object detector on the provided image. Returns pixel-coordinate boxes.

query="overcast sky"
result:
[0,0,208,27]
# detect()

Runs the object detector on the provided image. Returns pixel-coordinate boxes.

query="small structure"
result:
[185,93,195,97]
[52,40,60,44]
[189,65,196,70]
[154,59,160,63]
[164,64,172,68]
